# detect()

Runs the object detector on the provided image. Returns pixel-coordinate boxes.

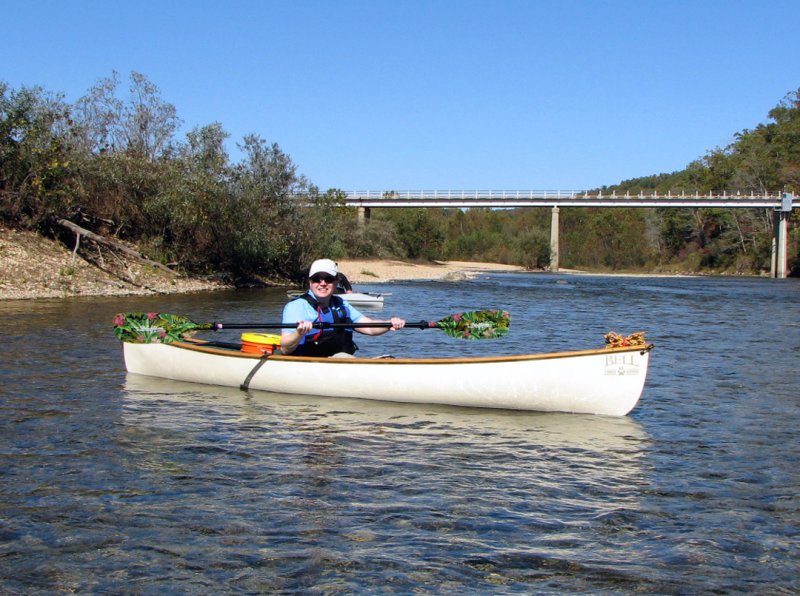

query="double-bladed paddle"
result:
[113,310,511,344]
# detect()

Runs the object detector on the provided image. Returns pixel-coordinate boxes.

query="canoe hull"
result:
[123,341,653,416]
[339,292,384,306]
[286,290,385,306]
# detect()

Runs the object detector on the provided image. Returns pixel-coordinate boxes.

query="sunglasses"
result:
[310,274,336,284]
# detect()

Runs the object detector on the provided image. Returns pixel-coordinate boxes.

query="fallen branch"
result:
[57,218,179,277]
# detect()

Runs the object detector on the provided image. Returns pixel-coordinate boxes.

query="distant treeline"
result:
[1,72,798,281]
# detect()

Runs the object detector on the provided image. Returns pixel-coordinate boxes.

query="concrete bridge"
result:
[340,190,795,279]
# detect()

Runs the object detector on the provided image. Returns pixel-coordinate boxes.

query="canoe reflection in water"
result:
[117,374,652,588]
[122,373,649,473]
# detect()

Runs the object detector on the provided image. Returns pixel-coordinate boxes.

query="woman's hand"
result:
[280,320,313,354]
[295,320,313,336]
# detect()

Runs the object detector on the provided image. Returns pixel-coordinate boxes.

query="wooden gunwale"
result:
[171,339,654,364]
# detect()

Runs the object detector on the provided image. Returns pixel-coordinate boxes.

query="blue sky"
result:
[4,0,799,191]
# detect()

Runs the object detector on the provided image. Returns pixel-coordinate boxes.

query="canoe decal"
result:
[604,352,640,376]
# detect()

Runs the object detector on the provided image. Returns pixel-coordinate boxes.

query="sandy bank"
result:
[336,259,528,284]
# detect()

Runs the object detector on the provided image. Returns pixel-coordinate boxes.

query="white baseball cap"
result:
[308,259,338,278]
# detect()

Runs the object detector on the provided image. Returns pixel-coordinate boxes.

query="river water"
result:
[1,273,798,593]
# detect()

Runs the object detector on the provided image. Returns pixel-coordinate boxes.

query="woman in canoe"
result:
[281,259,405,357]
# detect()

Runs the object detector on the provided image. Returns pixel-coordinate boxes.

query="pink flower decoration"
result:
[147,312,158,320]
[113,314,125,326]
[454,313,462,322]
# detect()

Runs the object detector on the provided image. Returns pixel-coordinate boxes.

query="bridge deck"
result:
[340,190,793,210]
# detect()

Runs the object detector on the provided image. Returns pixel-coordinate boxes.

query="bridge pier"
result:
[771,192,794,279]
[549,206,560,272]
[357,206,371,226]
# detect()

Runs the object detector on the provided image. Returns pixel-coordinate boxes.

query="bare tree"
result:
[74,71,181,160]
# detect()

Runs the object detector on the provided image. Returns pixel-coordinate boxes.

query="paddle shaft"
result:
[211,321,434,331]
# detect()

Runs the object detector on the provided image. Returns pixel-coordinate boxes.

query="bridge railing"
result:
[345,190,586,200]
[344,189,786,200]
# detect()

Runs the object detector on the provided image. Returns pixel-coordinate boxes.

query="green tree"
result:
[379,208,446,260]
[223,134,308,280]
[0,82,77,229]
[138,123,233,272]
[767,89,800,190]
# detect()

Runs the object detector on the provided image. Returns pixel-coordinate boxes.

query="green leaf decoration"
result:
[434,309,511,340]
[113,312,207,344]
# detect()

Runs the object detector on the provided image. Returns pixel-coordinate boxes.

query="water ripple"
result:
[1,276,798,592]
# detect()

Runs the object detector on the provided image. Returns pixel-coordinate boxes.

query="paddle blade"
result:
[434,309,511,340]
[113,312,211,343]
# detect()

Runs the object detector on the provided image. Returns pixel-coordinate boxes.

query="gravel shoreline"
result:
[0,228,529,300]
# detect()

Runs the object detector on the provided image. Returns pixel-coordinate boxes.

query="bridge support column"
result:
[771,192,794,279]
[357,206,371,227]
[549,206,560,272]
[772,210,789,279]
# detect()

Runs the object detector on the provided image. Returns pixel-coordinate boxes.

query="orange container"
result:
[241,333,281,355]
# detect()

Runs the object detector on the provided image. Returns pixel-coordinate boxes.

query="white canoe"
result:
[123,340,653,416]
[338,292,386,306]
[287,290,386,306]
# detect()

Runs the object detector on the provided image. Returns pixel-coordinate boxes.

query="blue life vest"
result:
[292,293,358,357]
